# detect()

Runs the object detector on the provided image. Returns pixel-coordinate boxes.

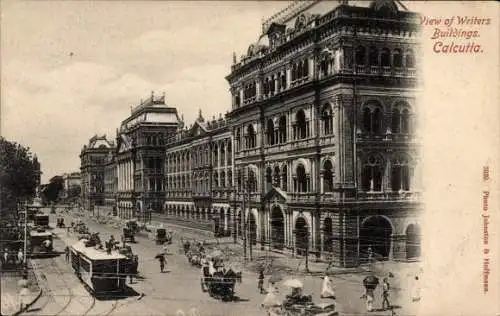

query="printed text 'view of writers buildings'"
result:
[77,0,421,268]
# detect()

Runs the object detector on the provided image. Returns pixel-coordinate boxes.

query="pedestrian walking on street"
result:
[258,269,265,294]
[382,277,391,310]
[64,246,70,263]
[156,253,166,273]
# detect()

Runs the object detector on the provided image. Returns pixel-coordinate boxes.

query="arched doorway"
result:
[323,218,333,254]
[360,216,393,262]
[406,224,421,259]
[248,212,257,245]
[270,207,285,249]
[295,217,309,256]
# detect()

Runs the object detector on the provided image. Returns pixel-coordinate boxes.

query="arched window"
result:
[292,64,297,81]
[393,49,403,68]
[213,145,218,165]
[227,141,232,165]
[405,49,415,68]
[369,46,379,66]
[297,61,303,78]
[361,155,384,192]
[237,169,242,191]
[303,58,309,78]
[320,56,329,76]
[362,103,383,135]
[282,165,288,191]
[227,170,232,186]
[355,46,366,65]
[381,48,390,67]
[220,146,225,166]
[248,169,257,192]
[236,129,241,151]
[391,155,411,191]
[323,160,334,192]
[267,119,275,145]
[235,94,241,107]
[295,164,307,192]
[391,103,412,134]
[220,171,226,187]
[278,116,287,143]
[247,124,256,148]
[401,109,410,134]
[282,74,287,89]
[263,78,269,96]
[269,75,275,95]
[273,166,281,187]
[295,110,307,140]
[321,104,333,135]
[266,167,273,190]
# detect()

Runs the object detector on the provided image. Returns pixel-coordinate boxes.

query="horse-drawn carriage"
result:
[200,263,242,301]
[183,240,206,267]
[149,227,172,245]
[122,221,138,243]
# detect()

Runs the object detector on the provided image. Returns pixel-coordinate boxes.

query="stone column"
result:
[286,65,291,89]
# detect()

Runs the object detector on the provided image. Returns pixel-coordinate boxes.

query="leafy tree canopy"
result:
[0,137,40,217]
[43,175,64,203]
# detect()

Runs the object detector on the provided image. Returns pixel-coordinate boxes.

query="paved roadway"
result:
[26,209,421,316]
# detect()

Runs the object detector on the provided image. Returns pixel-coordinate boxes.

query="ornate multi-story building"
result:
[80,135,115,211]
[104,151,117,215]
[223,0,421,266]
[164,111,234,237]
[114,92,179,220]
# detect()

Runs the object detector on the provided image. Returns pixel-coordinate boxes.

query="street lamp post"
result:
[23,202,28,270]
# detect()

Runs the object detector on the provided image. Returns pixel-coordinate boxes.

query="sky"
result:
[1,0,285,183]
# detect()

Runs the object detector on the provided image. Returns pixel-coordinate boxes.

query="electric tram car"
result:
[28,229,54,258]
[34,214,50,228]
[69,239,129,295]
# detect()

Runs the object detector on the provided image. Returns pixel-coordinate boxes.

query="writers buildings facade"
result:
[80,0,422,267]
[225,0,422,266]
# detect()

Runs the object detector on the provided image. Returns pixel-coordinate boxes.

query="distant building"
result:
[80,135,115,211]
[114,92,179,220]
[61,172,81,199]
[104,150,117,215]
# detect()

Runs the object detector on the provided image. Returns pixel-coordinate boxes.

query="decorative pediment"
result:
[265,22,286,49]
[263,186,288,203]
[190,120,208,137]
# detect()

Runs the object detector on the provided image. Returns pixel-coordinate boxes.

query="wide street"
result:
[23,208,421,316]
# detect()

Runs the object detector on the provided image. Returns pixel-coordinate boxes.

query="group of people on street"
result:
[2,248,24,267]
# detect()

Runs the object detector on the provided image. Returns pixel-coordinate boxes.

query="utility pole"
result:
[23,202,28,269]
[248,185,252,261]
[242,179,247,261]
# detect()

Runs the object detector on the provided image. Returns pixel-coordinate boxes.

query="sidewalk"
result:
[1,264,43,316]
